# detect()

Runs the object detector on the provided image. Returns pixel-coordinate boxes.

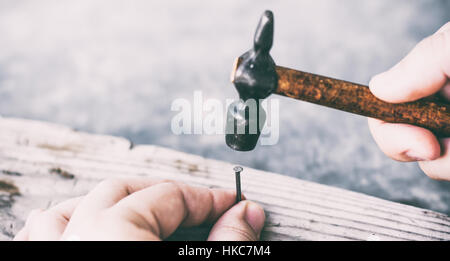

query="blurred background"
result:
[0,0,449,214]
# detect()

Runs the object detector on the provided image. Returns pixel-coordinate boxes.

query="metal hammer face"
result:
[225,11,278,151]
[232,10,278,101]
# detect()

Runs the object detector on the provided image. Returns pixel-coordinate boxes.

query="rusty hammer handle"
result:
[274,65,450,137]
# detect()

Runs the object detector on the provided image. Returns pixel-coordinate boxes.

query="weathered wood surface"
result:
[0,117,449,241]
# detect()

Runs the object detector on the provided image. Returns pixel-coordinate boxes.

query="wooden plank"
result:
[0,117,449,241]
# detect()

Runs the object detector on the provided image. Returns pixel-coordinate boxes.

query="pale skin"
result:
[369,22,450,181]
[13,178,265,241]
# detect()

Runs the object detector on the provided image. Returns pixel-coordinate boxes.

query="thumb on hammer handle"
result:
[274,65,450,137]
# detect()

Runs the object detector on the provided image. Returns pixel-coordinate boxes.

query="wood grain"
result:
[0,117,449,241]
[274,66,450,137]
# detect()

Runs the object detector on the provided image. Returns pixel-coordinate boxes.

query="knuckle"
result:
[157,182,187,210]
[98,177,126,189]
[159,182,183,194]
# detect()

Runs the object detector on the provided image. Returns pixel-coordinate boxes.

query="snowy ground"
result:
[0,0,449,214]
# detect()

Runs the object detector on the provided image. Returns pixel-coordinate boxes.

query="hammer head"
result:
[232,10,278,101]
[225,10,278,151]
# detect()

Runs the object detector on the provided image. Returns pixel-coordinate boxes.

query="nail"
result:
[233,166,243,204]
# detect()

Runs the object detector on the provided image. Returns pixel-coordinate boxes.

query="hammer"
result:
[225,10,450,152]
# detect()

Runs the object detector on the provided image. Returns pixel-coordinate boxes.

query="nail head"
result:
[233,166,243,172]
